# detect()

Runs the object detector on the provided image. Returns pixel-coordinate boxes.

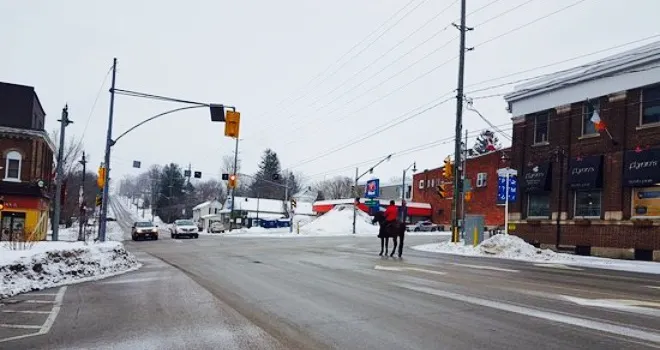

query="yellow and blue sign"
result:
[365,179,380,199]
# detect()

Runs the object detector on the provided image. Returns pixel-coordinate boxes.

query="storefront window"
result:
[574,190,602,217]
[632,186,660,218]
[527,194,550,218]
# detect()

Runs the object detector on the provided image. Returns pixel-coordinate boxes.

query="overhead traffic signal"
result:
[95,195,102,207]
[221,173,229,180]
[224,110,241,138]
[442,156,453,179]
[228,174,237,189]
[436,184,448,199]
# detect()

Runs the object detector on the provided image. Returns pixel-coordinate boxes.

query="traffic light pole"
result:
[451,0,468,243]
[230,136,239,232]
[78,152,87,241]
[99,58,117,242]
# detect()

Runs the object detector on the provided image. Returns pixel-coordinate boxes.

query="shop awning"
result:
[623,148,660,187]
[567,155,603,190]
[523,162,551,193]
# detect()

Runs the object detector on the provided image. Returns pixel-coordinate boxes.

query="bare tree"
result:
[194,179,226,203]
[316,176,353,199]
[50,130,83,177]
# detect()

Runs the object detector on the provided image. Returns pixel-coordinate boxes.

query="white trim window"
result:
[574,190,602,218]
[641,85,660,126]
[4,151,22,182]
[533,111,549,144]
[418,179,425,189]
[476,173,487,187]
[582,100,599,136]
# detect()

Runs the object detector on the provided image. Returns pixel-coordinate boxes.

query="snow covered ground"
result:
[412,234,660,275]
[0,241,140,298]
[213,205,451,238]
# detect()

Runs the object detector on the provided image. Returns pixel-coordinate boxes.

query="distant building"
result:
[504,41,660,260]
[356,182,413,201]
[0,82,54,241]
[412,149,510,228]
[313,198,431,224]
[292,188,317,203]
[192,200,223,231]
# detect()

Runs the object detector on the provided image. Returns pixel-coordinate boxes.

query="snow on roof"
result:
[232,196,285,214]
[193,200,222,211]
[504,40,660,115]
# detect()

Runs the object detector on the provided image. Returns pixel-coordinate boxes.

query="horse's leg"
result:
[379,237,384,256]
[390,236,397,257]
[398,232,405,258]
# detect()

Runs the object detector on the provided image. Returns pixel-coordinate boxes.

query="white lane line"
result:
[1,310,51,314]
[0,324,41,329]
[561,295,660,318]
[648,286,660,290]
[2,300,55,304]
[452,263,520,273]
[374,265,446,275]
[40,286,66,335]
[401,284,660,344]
[534,263,584,271]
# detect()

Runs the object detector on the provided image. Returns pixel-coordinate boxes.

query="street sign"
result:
[132,160,141,168]
[365,179,380,199]
[364,199,379,207]
[497,174,518,204]
[184,170,191,177]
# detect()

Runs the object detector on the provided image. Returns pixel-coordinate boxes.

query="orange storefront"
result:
[0,195,50,241]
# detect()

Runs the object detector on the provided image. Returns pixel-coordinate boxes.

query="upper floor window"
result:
[4,151,22,182]
[641,85,660,125]
[533,112,549,144]
[476,173,487,187]
[582,100,600,135]
[418,180,425,189]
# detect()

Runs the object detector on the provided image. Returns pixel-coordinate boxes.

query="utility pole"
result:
[53,105,73,241]
[461,129,468,238]
[555,147,566,250]
[230,137,239,231]
[451,0,470,242]
[352,167,358,235]
[78,152,87,241]
[99,58,117,242]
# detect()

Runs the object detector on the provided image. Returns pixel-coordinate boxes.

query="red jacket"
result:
[384,205,398,222]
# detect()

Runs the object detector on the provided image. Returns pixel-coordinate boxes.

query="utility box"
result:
[463,214,485,246]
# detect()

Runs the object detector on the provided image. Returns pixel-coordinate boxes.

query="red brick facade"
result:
[508,88,660,254]
[413,150,510,228]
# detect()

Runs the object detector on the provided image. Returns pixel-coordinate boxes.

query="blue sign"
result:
[497,175,517,204]
[365,179,380,199]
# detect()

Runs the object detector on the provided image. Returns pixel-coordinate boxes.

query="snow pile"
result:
[413,234,660,274]
[0,241,140,298]
[301,204,378,235]
[49,220,126,242]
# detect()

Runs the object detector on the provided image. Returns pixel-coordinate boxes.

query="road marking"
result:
[374,265,446,275]
[401,284,660,344]
[648,286,660,290]
[0,286,66,344]
[561,295,660,317]
[22,293,57,297]
[1,299,55,304]
[0,324,42,329]
[534,263,584,271]
[1,310,51,314]
[451,263,520,273]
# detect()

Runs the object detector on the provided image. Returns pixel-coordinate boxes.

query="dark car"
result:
[131,221,159,241]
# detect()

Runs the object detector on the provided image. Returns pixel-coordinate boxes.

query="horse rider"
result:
[384,200,399,231]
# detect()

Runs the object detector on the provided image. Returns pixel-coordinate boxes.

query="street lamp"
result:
[401,161,417,223]
[352,154,392,234]
[98,58,237,241]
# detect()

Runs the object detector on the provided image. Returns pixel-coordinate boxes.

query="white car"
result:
[171,219,199,239]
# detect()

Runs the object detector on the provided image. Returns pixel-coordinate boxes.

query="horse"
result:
[371,211,406,258]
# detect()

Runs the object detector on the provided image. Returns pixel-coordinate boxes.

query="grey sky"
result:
[2,0,658,188]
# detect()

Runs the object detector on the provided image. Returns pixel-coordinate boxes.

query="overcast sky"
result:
[2,0,659,187]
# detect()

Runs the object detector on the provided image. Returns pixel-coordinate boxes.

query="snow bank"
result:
[301,204,378,235]
[0,241,140,298]
[413,234,660,274]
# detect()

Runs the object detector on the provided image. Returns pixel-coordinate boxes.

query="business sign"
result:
[632,187,660,217]
[568,155,603,189]
[623,148,660,187]
[497,174,518,204]
[365,179,380,199]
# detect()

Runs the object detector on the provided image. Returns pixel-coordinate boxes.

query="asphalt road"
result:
[2,201,659,349]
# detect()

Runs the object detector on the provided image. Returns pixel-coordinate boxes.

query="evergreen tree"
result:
[250,149,284,199]
[155,163,186,223]
[472,130,501,155]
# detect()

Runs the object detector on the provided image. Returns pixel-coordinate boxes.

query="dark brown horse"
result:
[372,211,406,257]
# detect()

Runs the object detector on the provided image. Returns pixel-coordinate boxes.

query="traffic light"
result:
[291,199,297,209]
[97,166,106,189]
[464,191,472,202]
[194,171,202,179]
[228,174,237,189]
[442,156,453,179]
[224,110,241,138]
[436,184,448,199]
[0,198,4,211]
[95,195,102,207]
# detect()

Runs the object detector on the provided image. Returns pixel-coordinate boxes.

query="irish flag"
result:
[590,109,606,132]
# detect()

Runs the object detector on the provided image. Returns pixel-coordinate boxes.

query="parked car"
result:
[208,221,226,233]
[171,219,199,239]
[132,221,159,241]
[407,220,441,232]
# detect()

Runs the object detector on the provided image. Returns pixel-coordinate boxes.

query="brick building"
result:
[504,41,660,260]
[412,149,510,228]
[0,82,54,241]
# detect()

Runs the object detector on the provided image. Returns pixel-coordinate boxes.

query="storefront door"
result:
[1,211,26,241]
